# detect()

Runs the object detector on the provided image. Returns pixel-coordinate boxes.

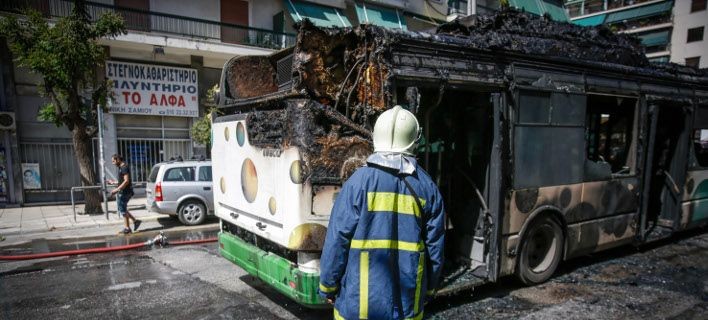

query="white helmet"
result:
[372,105,421,155]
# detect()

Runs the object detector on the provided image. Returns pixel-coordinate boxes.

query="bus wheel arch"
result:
[515,208,566,285]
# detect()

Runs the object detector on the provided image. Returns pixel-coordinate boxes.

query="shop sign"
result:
[106,61,199,117]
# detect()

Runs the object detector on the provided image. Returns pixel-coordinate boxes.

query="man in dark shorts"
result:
[109,154,141,234]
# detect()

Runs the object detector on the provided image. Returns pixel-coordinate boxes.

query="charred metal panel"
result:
[506,183,583,235]
[225,56,279,99]
[505,179,638,236]
[586,76,640,95]
[391,52,504,85]
[577,179,639,222]
[513,126,585,188]
[513,66,585,93]
[244,99,372,184]
[642,85,689,98]
[565,212,638,258]
[500,234,519,277]
[694,103,708,129]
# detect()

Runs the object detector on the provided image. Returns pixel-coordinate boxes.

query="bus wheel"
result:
[517,215,564,285]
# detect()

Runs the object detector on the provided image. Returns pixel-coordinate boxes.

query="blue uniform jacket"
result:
[319,154,445,320]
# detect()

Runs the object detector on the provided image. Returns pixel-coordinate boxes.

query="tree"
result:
[190,84,220,155]
[0,1,125,213]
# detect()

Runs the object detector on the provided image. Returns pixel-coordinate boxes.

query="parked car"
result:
[146,160,213,225]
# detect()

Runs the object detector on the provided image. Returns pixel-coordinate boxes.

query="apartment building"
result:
[566,0,675,63]
[0,0,456,204]
[670,0,707,68]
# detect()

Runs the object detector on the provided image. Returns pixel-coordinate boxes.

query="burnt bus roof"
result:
[219,9,707,110]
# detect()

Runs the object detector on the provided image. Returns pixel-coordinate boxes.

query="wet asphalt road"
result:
[0,229,706,319]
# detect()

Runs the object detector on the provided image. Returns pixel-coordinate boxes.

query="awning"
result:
[638,29,670,47]
[509,0,569,22]
[572,14,607,27]
[604,0,673,24]
[540,0,569,22]
[355,2,407,30]
[284,0,351,28]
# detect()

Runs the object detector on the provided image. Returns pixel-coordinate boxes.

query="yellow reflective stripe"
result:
[333,308,345,320]
[414,253,424,313]
[405,311,424,320]
[350,239,424,252]
[367,192,426,217]
[319,283,337,293]
[360,251,369,319]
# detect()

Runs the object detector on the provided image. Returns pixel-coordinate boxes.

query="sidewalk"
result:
[0,196,207,246]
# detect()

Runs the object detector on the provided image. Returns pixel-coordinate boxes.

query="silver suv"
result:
[146,160,213,225]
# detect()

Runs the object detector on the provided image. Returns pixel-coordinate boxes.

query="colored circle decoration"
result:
[236,122,246,146]
[268,197,277,215]
[241,159,258,203]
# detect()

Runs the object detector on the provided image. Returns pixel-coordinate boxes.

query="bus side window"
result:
[693,129,708,167]
[585,95,637,179]
[513,91,586,188]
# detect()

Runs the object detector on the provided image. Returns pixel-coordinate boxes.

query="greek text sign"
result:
[106,61,199,117]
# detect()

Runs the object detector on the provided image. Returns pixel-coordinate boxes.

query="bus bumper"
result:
[218,231,328,308]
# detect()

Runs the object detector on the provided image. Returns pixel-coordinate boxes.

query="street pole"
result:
[98,102,108,220]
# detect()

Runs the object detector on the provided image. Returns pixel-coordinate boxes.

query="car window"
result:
[198,166,212,182]
[148,164,162,183]
[163,167,195,182]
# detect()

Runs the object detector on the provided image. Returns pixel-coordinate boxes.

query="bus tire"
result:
[516,215,564,285]
[178,200,207,226]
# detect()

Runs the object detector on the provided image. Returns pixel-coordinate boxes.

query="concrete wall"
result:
[251,0,285,30]
[670,1,708,68]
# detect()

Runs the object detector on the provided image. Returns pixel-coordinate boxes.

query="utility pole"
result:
[98,102,108,219]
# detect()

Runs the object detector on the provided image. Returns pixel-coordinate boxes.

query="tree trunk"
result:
[72,124,103,214]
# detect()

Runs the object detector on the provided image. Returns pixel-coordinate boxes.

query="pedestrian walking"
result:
[318,106,446,320]
[108,154,141,234]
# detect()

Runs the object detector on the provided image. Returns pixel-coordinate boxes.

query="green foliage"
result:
[191,85,221,146]
[0,1,125,131]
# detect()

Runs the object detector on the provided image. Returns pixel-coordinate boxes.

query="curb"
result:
[0,213,167,237]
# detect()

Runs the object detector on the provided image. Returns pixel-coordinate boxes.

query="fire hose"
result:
[0,232,217,261]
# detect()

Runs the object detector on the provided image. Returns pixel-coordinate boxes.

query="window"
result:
[585,95,637,180]
[198,166,212,182]
[691,0,707,13]
[687,26,704,43]
[164,167,195,182]
[148,165,162,183]
[693,130,708,167]
[686,57,701,68]
[514,91,587,188]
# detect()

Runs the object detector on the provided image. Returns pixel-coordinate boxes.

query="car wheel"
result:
[516,215,564,285]
[178,200,206,226]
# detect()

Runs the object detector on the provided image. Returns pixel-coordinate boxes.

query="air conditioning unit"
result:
[0,112,16,130]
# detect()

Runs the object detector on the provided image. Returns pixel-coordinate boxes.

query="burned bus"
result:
[211,10,708,307]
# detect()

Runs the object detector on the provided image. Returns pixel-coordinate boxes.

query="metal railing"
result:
[116,138,192,183]
[1,0,297,50]
[19,141,81,192]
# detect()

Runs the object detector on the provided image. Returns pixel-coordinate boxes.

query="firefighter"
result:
[319,106,446,320]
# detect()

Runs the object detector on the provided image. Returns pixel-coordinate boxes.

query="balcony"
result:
[0,0,296,50]
[447,0,498,17]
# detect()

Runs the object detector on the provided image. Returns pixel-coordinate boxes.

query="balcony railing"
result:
[1,0,297,50]
[447,1,497,16]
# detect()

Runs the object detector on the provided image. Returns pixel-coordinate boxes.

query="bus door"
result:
[680,99,708,229]
[411,84,501,283]
[643,98,691,236]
